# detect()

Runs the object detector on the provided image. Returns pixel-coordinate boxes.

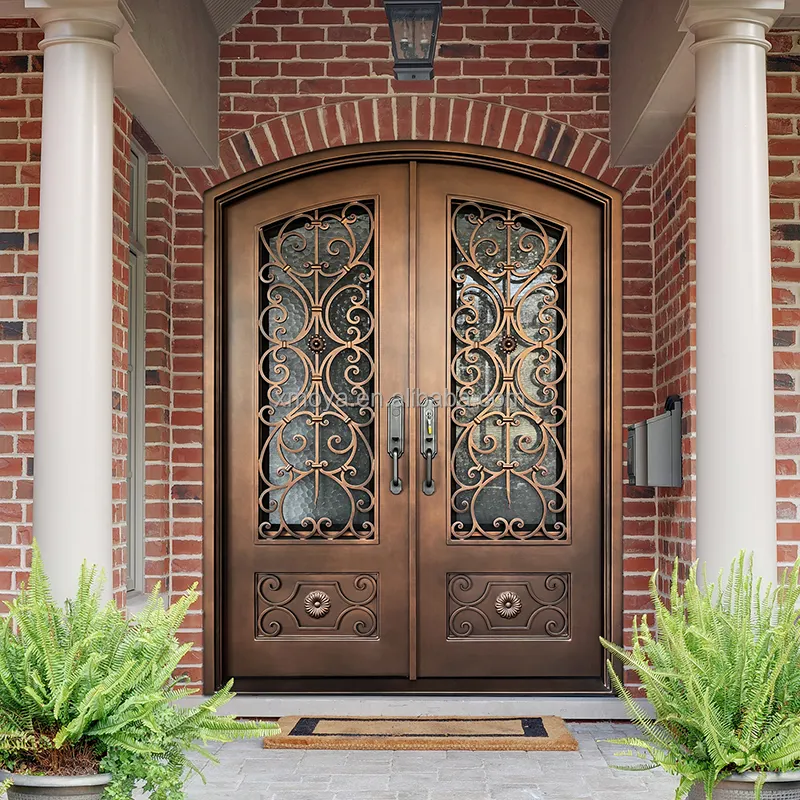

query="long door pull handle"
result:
[423,449,434,495]
[391,449,401,494]
[420,397,438,496]
[387,395,405,495]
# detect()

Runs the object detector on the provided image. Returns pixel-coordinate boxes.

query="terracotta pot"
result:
[688,772,800,799]
[0,771,111,800]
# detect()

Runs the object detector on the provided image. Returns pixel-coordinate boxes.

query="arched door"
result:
[210,151,620,693]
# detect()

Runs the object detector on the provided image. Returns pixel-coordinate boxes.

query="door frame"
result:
[202,142,623,695]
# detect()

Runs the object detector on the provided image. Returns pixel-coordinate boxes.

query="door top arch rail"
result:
[203,139,623,215]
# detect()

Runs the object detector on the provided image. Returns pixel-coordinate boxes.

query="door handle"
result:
[387,394,405,495]
[419,397,438,496]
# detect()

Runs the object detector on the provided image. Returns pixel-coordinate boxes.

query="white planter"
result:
[688,772,800,799]
[0,771,111,800]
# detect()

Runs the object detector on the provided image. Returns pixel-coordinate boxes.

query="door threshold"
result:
[180,694,651,721]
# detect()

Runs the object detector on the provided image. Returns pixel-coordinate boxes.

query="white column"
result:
[684,1,783,584]
[32,6,125,602]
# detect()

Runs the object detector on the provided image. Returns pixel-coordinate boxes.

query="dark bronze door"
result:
[415,164,604,680]
[218,156,612,691]
[222,165,411,679]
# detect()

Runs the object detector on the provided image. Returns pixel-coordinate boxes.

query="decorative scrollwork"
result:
[449,200,568,543]
[257,201,376,541]
[304,591,331,618]
[256,573,378,639]
[494,591,522,619]
[447,573,570,639]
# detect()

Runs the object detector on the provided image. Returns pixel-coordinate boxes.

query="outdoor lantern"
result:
[384,0,442,81]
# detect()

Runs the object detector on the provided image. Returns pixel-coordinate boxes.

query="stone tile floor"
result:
[184,723,678,800]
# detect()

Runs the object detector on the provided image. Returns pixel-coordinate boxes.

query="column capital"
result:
[25,0,131,50]
[679,0,785,46]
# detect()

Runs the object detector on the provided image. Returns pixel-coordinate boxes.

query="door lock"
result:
[419,397,438,496]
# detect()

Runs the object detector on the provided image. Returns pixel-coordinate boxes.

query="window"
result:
[127,140,147,594]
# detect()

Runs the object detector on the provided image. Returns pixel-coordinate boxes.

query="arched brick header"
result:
[171,94,653,689]
[183,96,640,196]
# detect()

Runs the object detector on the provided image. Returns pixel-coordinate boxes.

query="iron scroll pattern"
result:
[255,573,379,639]
[447,573,570,640]
[450,200,568,542]
[257,201,376,541]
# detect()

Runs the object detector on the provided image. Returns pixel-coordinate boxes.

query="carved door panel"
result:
[222,165,411,678]
[414,164,605,679]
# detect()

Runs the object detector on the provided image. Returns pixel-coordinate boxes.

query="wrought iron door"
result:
[415,163,605,679]
[217,155,613,691]
[222,165,411,679]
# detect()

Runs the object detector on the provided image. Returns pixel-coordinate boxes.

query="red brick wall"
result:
[112,99,133,605]
[219,0,610,140]
[620,162,657,682]
[651,117,696,595]
[167,171,205,675]
[0,19,40,604]
[143,153,177,593]
[767,34,800,571]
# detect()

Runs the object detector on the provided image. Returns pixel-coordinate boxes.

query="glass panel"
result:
[257,201,376,541]
[449,200,568,542]
[389,9,435,61]
[126,249,146,591]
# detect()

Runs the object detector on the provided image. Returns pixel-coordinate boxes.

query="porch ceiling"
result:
[200,0,624,35]
[201,0,259,34]
[576,0,622,29]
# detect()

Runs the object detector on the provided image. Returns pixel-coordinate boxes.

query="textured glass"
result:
[450,201,568,542]
[257,202,375,540]
[389,9,435,61]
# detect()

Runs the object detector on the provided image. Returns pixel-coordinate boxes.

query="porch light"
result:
[384,0,442,81]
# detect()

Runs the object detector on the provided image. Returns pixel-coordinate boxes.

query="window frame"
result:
[126,139,148,595]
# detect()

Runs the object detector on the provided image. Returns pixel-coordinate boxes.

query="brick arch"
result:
[183,96,640,196]
[174,94,651,689]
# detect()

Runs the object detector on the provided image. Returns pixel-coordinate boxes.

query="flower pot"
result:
[0,771,111,800]
[688,772,800,799]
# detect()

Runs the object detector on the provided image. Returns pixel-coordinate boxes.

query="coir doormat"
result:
[263,716,578,751]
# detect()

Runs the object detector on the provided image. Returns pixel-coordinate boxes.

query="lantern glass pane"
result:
[390,8,435,62]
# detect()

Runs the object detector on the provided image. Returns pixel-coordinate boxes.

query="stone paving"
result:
[184,723,678,800]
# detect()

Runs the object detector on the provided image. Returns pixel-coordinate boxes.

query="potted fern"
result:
[0,544,278,799]
[601,553,800,800]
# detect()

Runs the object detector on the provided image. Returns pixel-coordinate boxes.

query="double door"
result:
[221,160,607,690]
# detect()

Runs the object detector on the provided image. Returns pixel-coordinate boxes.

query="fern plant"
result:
[0,543,278,799]
[601,553,800,800]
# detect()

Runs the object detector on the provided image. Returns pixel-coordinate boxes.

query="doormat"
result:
[263,716,578,751]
